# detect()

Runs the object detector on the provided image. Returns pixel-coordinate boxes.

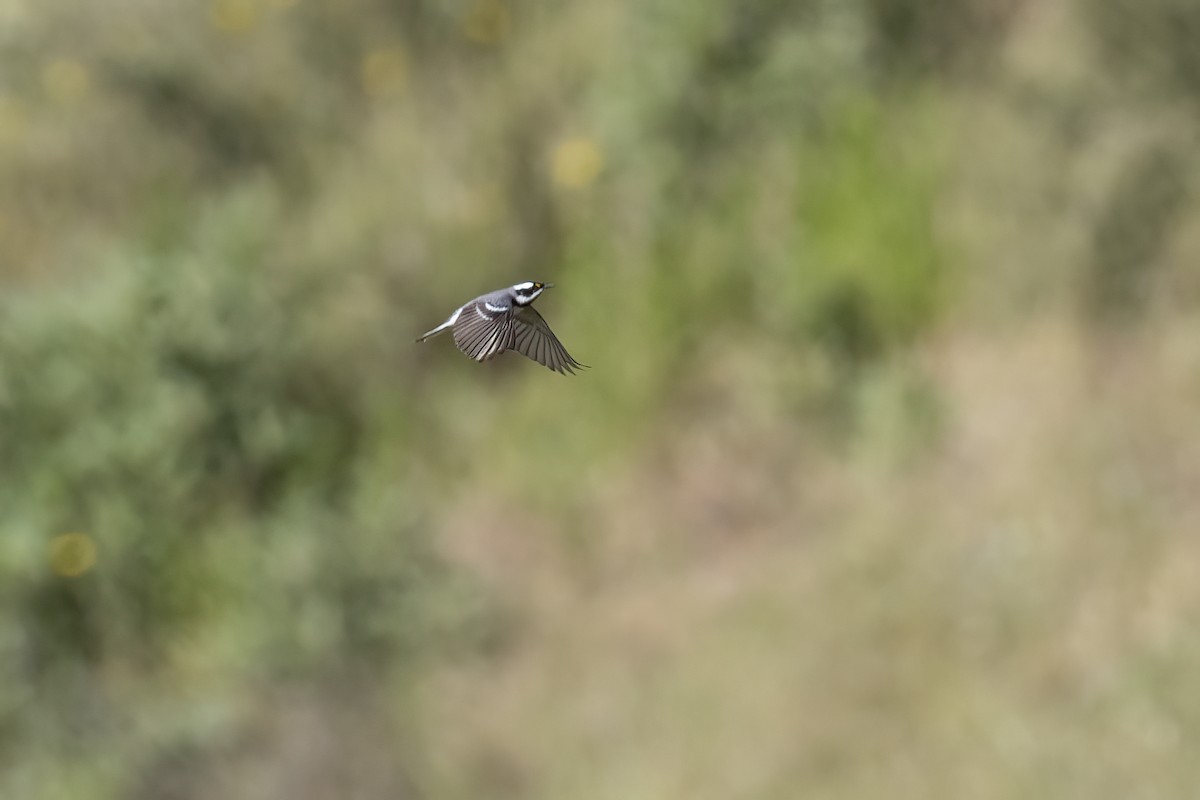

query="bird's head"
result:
[512,280,553,306]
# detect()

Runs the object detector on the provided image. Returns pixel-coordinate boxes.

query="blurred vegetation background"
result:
[3,0,1200,797]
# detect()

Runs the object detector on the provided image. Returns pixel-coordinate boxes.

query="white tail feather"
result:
[415,307,462,342]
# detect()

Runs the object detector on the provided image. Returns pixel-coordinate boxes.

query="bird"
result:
[416,281,588,374]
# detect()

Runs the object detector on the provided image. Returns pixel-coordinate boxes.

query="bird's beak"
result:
[544,282,555,289]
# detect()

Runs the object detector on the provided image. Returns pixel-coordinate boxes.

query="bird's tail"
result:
[415,320,453,343]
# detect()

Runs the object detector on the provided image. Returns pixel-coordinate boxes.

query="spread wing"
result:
[452,301,512,362]
[509,307,587,375]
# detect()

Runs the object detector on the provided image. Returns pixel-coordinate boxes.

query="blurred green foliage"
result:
[1,0,1199,798]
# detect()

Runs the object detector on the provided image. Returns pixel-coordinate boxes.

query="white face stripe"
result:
[512,281,547,306]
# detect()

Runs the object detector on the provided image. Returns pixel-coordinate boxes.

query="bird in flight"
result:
[416,281,587,375]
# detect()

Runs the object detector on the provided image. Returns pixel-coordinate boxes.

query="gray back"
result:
[475,287,516,309]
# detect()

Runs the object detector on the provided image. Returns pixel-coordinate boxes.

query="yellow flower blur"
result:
[361,48,408,98]
[42,59,90,104]
[463,0,510,45]
[552,137,604,189]
[210,0,259,34]
[49,533,98,578]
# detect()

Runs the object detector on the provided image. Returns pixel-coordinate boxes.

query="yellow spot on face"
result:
[361,47,407,98]
[552,137,604,189]
[210,0,259,34]
[49,533,97,578]
[463,0,510,44]
[42,59,90,104]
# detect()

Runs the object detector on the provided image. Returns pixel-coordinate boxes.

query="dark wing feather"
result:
[452,302,511,362]
[510,307,587,374]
